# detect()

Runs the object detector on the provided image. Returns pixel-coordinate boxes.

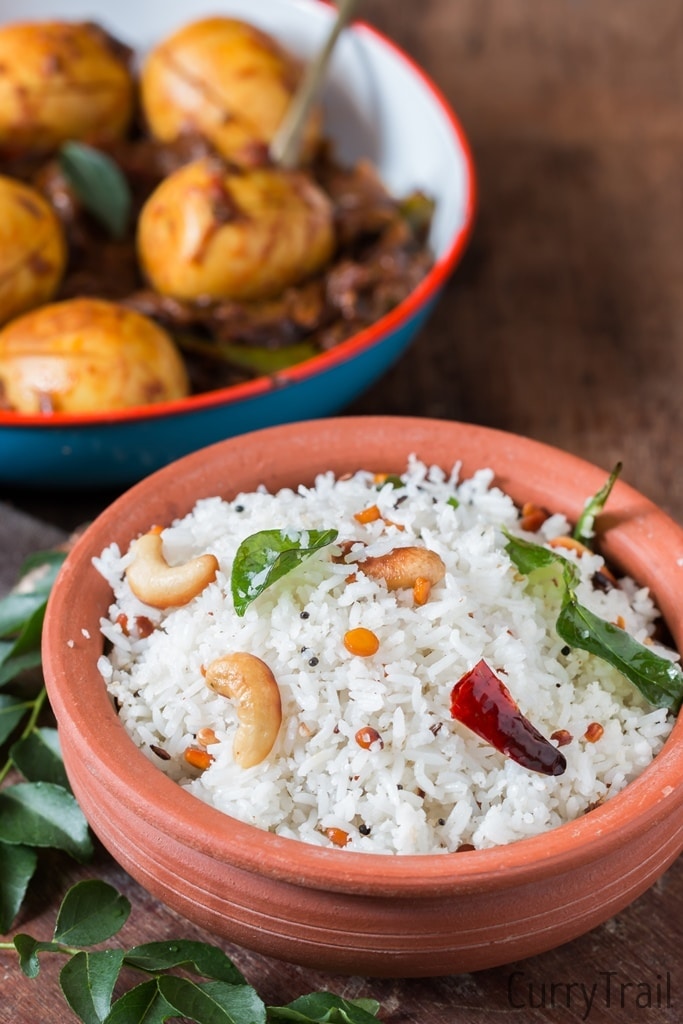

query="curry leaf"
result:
[5,880,382,1023]
[557,593,683,713]
[0,842,38,932]
[504,531,574,580]
[176,334,319,376]
[0,694,27,745]
[103,979,176,1023]
[124,940,246,984]
[0,782,93,861]
[573,462,622,547]
[59,141,132,240]
[0,551,65,637]
[505,532,683,712]
[0,552,65,687]
[54,880,130,945]
[60,949,126,1024]
[10,727,69,787]
[376,474,404,490]
[158,976,266,1023]
[0,609,46,686]
[231,529,338,616]
[13,933,65,978]
[269,993,381,1022]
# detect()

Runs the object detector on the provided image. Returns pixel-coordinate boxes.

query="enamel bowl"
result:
[42,416,683,977]
[0,0,475,488]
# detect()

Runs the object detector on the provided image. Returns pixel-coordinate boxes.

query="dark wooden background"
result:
[2,1,682,1021]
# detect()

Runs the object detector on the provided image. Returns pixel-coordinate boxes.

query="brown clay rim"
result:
[42,416,683,897]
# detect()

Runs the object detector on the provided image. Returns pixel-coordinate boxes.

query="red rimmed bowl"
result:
[42,416,683,977]
[0,0,475,488]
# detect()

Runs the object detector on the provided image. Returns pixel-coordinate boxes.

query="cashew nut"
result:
[358,545,446,591]
[204,652,282,768]
[125,530,219,609]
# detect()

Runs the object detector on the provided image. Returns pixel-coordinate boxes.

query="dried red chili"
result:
[450,659,567,777]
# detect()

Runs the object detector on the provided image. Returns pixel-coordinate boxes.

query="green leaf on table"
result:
[0,841,38,932]
[0,552,65,685]
[13,932,66,978]
[158,976,266,1023]
[59,141,132,240]
[10,727,69,787]
[0,551,65,637]
[104,978,176,1023]
[0,782,93,861]
[231,528,338,616]
[269,992,381,1022]
[0,694,27,745]
[124,940,246,984]
[60,949,126,1024]
[573,462,622,547]
[557,592,683,713]
[54,879,131,945]
[0,615,45,686]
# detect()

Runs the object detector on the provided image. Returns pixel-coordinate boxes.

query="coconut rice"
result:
[93,458,677,854]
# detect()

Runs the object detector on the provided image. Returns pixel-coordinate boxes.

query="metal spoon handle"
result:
[270,0,362,169]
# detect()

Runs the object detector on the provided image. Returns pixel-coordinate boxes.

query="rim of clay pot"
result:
[42,416,683,897]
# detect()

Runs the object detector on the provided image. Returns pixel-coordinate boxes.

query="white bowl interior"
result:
[0,0,471,260]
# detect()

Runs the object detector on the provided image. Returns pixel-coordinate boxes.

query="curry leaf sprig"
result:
[0,558,382,1022]
[504,532,683,713]
[0,879,380,1024]
[0,550,94,933]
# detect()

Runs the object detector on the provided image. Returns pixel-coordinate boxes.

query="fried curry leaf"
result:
[557,593,683,713]
[59,141,132,240]
[177,334,319,376]
[231,529,338,616]
[505,533,683,713]
[573,462,622,547]
[504,530,577,582]
[375,474,404,490]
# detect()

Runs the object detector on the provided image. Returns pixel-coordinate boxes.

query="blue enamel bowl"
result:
[0,0,475,488]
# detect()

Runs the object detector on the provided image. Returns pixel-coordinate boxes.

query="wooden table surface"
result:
[2,1,682,1021]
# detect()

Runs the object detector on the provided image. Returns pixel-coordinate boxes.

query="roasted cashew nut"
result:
[358,545,446,591]
[125,530,219,609]
[204,652,282,768]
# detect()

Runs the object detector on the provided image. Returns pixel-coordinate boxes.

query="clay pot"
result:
[42,417,683,977]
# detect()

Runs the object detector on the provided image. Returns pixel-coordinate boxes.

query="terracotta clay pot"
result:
[42,416,683,977]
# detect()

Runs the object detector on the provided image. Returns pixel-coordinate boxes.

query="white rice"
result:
[93,458,677,854]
